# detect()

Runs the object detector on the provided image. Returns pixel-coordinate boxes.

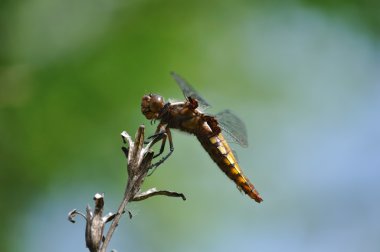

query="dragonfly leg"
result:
[144,132,164,144]
[153,135,166,159]
[148,128,174,175]
[148,132,163,140]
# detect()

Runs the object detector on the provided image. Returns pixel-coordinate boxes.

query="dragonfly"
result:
[141,72,263,203]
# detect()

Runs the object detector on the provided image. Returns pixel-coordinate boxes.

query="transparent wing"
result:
[216,109,248,148]
[170,71,211,110]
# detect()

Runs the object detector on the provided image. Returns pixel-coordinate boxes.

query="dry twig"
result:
[68,125,185,252]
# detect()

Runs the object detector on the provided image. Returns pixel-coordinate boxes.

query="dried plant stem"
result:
[99,182,132,252]
[69,125,185,252]
[100,126,153,252]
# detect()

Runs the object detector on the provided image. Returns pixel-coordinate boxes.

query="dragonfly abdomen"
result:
[197,133,263,203]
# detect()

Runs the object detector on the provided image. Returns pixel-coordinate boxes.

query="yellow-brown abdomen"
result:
[198,133,263,203]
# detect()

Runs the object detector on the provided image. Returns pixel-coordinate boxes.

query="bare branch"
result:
[69,125,186,252]
[100,125,185,252]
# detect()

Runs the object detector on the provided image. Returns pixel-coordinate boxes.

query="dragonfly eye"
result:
[141,94,165,120]
[149,95,164,112]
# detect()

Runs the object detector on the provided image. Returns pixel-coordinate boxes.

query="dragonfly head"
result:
[141,94,165,120]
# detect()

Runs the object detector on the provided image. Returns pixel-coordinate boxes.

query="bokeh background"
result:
[1,0,379,251]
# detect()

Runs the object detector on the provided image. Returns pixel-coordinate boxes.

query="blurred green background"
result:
[1,0,380,251]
